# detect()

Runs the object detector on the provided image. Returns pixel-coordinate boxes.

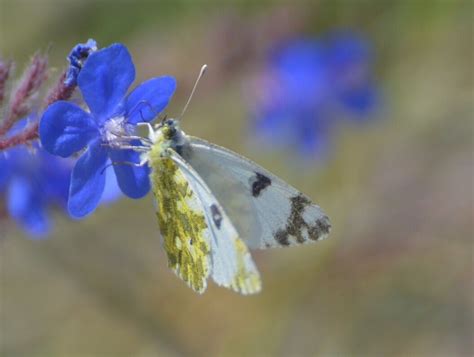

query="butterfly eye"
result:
[162,124,176,139]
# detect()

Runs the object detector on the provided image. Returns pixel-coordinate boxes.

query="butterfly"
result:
[128,66,331,294]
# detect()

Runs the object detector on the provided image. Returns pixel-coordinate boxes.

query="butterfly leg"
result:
[101,142,149,152]
[100,158,148,174]
[136,122,156,142]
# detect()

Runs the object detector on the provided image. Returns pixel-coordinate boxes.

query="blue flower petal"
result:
[0,157,9,191]
[109,147,150,199]
[78,44,135,120]
[68,139,108,218]
[297,120,331,159]
[326,32,371,69]
[125,76,177,124]
[41,154,72,208]
[65,39,98,86]
[99,162,123,204]
[6,117,29,137]
[339,84,377,115]
[7,177,49,237]
[254,109,293,146]
[40,101,98,157]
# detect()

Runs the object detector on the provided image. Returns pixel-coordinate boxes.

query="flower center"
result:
[101,116,130,148]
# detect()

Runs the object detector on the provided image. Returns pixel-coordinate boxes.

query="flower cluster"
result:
[0,119,72,236]
[0,139,120,237]
[252,32,378,159]
[0,150,71,236]
[40,43,176,218]
[0,40,112,236]
[1,40,175,236]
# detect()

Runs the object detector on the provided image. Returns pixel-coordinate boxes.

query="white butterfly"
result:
[123,66,331,294]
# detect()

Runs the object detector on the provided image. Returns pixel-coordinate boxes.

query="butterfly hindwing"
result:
[170,150,262,295]
[181,137,331,249]
[150,156,211,293]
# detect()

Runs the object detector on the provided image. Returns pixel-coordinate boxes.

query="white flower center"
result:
[102,116,129,147]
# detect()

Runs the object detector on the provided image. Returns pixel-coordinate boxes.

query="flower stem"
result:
[0,122,38,150]
[0,53,48,136]
[0,70,76,151]
[0,60,12,106]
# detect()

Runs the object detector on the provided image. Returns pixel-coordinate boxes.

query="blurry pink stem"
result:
[0,70,76,151]
[0,122,39,150]
[0,60,12,105]
[0,53,48,137]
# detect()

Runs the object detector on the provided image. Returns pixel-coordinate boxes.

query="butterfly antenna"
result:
[178,64,208,120]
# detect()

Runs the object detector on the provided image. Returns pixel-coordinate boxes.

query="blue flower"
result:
[65,39,98,87]
[40,43,176,218]
[1,116,122,236]
[325,32,377,116]
[0,145,71,237]
[253,32,377,159]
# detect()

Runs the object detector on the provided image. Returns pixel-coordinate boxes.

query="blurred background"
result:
[1,0,472,356]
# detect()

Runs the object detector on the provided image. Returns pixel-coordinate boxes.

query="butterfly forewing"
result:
[170,150,262,295]
[181,137,331,249]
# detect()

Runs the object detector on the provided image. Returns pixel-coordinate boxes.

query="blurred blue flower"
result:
[0,117,121,237]
[253,32,378,159]
[40,43,176,218]
[0,142,122,238]
[0,145,71,237]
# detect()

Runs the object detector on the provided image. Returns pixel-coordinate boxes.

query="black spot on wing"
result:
[210,204,223,229]
[274,229,290,246]
[272,194,331,246]
[251,172,272,197]
[308,215,331,241]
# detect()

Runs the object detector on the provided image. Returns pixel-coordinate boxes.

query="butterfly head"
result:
[150,117,189,156]
[156,117,179,140]
[148,65,207,154]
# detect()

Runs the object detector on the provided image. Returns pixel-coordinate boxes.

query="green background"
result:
[1,1,472,356]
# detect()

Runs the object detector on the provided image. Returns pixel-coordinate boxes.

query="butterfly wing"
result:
[180,137,331,249]
[169,150,261,295]
[150,156,211,293]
